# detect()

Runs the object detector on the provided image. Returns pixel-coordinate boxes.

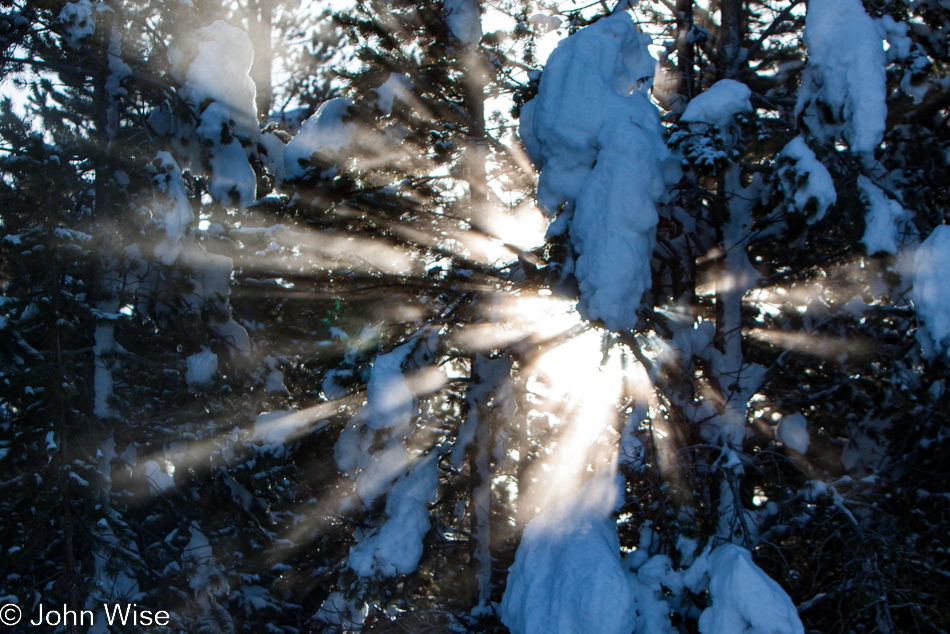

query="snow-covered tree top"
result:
[797,0,886,155]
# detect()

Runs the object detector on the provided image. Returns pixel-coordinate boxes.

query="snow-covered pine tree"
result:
[283,0,534,626]
[491,0,950,632]
[0,0,149,623]
[0,1,335,630]
[506,0,950,632]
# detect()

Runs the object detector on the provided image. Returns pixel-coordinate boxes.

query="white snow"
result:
[208,139,257,209]
[696,544,804,634]
[185,347,218,386]
[352,440,410,505]
[858,176,909,255]
[58,0,96,48]
[263,355,288,394]
[797,0,886,155]
[528,13,561,34]
[180,21,258,141]
[776,413,809,454]
[333,333,442,507]
[252,408,321,450]
[520,12,680,331]
[184,524,228,595]
[172,20,259,207]
[501,469,636,634]
[627,573,677,634]
[913,225,950,357]
[194,101,232,144]
[347,453,439,578]
[220,468,253,511]
[314,592,368,631]
[104,26,131,105]
[321,369,349,400]
[143,459,175,492]
[181,243,251,354]
[152,152,194,265]
[624,553,681,633]
[444,0,482,47]
[236,585,280,616]
[284,98,355,179]
[521,12,660,212]
[776,137,836,222]
[374,73,413,116]
[258,133,286,182]
[571,123,667,330]
[362,344,415,432]
[212,317,251,354]
[879,15,913,63]
[680,79,752,128]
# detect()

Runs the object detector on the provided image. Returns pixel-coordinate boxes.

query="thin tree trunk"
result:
[712,0,755,542]
[92,13,121,420]
[468,357,493,612]
[718,0,743,80]
[462,53,489,224]
[675,0,695,105]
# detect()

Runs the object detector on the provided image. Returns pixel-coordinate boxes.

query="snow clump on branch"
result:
[519,13,680,331]
[796,0,887,156]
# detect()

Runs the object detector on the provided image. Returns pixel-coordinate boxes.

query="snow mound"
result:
[258,133,286,182]
[180,243,252,354]
[777,137,836,222]
[185,347,218,386]
[212,316,251,354]
[520,12,679,331]
[858,176,909,255]
[697,544,804,634]
[374,73,413,116]
[263,355,288,394]
[529,13,561,34]
[627,573,677,634]
[796,0,886,155]
[184,524,228,595]
[314,592,368,631]
[143,460,175,492]
[152,152,194,265]
[444,0,482,47]
[58,0,96,48]
[680,79,752,128]
[284,98,355,179]
[170,20,259,208]
[913,225,950,357]
[335,331,442,507]
[363,344,415,432]
[776,413,809,454]
[501,469,635,634]
[347,453,439,578]
[182,21,258,141]
[208,139,257,209]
